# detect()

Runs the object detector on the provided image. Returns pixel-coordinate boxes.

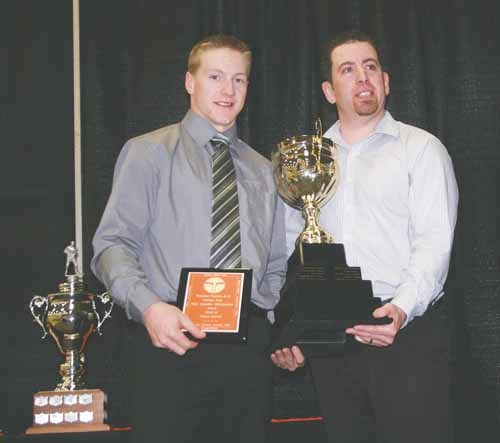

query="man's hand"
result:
[345,303,407,347]
[143,301,206,355]
[271,345,306,371]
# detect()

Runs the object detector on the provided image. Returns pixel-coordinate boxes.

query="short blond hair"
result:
[188,34,252,75]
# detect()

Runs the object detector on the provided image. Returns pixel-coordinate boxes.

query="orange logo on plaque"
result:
[203,277,226,293]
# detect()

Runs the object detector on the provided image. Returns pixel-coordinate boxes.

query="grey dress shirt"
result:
[92,110,287,323]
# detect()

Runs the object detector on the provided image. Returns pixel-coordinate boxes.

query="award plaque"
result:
[26,242,114,434]
[271,120,389,357]
[177,268,252,343]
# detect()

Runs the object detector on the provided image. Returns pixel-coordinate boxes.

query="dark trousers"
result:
[309,306,453,443]
[129,313,272,443]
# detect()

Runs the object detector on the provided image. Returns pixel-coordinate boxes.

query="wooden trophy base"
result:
[26,388,110,434]
[26,423,110,434]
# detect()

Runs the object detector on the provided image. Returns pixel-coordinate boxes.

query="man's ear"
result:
[321,80,336,104]
[185,71,194,95]
[383,71,390,96]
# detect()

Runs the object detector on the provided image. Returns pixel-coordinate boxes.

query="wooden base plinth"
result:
[26,423,110,434]
[26,388,110,434]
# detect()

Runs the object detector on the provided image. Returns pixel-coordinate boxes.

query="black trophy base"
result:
[271,243,390,357]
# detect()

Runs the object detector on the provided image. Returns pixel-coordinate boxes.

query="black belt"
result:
[249,303,269,318]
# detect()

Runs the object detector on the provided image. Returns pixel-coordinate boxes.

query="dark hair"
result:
[188,34,252,75]
[320,30,383,81]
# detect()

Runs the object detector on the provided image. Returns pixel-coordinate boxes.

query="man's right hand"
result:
[143,302,206,355]
[271,345,306,371]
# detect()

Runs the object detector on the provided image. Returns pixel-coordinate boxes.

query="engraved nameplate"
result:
[297,266,329,281]
[334,265,362,280]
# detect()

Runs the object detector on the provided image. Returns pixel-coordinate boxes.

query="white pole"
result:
[73,0,83,272]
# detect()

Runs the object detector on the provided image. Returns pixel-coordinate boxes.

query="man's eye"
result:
[366,64,377,71]
[209,74,220,80]
[235,78,247,84]
[341,66,352,74]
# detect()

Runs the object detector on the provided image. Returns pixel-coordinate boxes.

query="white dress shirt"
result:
[285,111,458,325]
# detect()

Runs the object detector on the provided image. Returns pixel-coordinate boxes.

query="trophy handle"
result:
[92,291,114,335]
[315,117,323,138]
[29,295,49,338]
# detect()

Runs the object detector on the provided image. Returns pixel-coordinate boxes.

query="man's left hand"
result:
[345,303,407,347]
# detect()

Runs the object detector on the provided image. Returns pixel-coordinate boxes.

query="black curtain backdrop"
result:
[2,0,500,441]
[80,1,500,441]
[1,0,74,435]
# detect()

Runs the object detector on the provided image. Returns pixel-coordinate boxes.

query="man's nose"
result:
[221,79,235,95]
[356,67,367,83]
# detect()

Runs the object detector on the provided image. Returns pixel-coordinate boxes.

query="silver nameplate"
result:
[49,412,64,424]
[80,410,94,423]
[49,395,63,407]
[34,413,49,425]
[64,394,78,405]
[79,393,93,405]
[34,396,49,407]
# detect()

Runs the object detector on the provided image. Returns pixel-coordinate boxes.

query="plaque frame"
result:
[177,268,252,343]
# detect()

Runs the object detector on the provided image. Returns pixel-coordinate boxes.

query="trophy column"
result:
[26,242,114,434]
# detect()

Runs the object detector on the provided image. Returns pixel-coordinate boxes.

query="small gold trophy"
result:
[26,242,114,434]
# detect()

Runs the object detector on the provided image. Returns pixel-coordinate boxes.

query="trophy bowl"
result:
[272,124,338,244]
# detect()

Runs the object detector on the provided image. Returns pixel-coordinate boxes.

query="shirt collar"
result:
[327,111,400,145]
[181,110,239,153]
[375,111,399,138]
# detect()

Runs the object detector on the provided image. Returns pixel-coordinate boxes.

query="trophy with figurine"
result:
[27,242,114,434]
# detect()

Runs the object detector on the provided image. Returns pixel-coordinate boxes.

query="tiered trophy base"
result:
[271,243,390,357]
[26,388,110,434]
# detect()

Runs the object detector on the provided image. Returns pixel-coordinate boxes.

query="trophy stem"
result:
[56,350,85,391]
[299,199,334,244]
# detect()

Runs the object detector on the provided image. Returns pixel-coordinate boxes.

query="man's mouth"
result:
[214,101,234,107]
[357,90,373,98]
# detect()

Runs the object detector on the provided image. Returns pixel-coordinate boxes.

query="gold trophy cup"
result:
[271,119,386,356]
[26,242,114,434]
[272,119,338,245]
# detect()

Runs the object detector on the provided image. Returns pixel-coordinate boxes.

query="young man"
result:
[271,31,459,443]
[92,34,287,443]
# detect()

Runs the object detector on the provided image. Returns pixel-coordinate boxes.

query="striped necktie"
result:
[209,134,242,269]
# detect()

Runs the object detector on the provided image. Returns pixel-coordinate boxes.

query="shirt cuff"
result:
[390,283,419,328]
[110,278,162,324]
